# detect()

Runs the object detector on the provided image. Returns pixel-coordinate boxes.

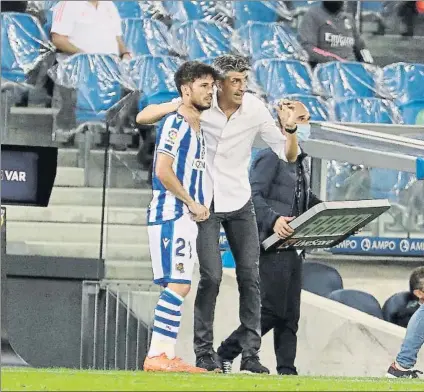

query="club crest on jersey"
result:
[344,18,352,29]
[192,159,206,171]
[175,263,185,273]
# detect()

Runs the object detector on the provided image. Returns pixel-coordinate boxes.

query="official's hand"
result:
[273,216,295,238]
[188,201,210,222]
[276,100,297,130]
[178,105,200,130]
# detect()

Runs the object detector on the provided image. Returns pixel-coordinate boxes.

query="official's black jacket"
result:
[250,148,321,244]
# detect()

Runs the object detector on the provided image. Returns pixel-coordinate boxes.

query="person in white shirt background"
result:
[50,1,132,145]
[136,55,304,373]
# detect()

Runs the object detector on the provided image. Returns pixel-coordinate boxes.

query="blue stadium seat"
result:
[122,18,177,57]
[284,94,330,121]
[113,1,142,19]
[172,20,232,60]
[360,1,385,14]
[369,168,412,201]
[327,289,384,319]
[236,21,308,62]
[54,54,124,124]
[315,61,378,98]
[382,291,419,328]
[163,1,233,23]
[383,63,424,104]
[302,262,343,297]
[254,59,314,100]
[333,97,401,124]
[234,1,292,28]
[129,55,183,111]
[398,100,424,125]
[1,12,53,83]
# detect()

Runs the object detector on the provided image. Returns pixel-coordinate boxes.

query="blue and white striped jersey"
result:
[147,112,206,225]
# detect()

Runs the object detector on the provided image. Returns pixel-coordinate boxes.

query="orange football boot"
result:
[143,353,207,373]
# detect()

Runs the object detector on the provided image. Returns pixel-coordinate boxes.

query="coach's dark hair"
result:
[212,55,251,80]
[174,61,219,96]
[410,266,424,294]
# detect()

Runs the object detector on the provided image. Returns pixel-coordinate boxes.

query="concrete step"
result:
[7,222,149,243]
[55,167,85,187]
[104,260,153,280]
[58,148,79,167]
[49,187,152,208]
[8,241,150,261]
[5,205,148,225]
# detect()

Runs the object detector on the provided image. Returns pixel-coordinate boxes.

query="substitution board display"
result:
[262,200,391,251]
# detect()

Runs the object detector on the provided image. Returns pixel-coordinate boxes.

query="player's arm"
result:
[155,154,209,221]
[136,101,181,125]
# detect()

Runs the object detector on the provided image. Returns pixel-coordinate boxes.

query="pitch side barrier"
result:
[303,122,424,179]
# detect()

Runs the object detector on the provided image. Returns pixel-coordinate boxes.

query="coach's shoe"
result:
[196,354,222,373]
[144,354,206,373]
[386,363,423,379]
[240,356,270,374]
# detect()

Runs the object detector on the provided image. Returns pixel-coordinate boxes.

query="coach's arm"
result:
[136,101,181,125]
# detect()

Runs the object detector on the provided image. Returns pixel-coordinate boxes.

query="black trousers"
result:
[219,249,303,375]
[193,199,261,360]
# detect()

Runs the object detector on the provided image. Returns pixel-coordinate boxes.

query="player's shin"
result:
[148,287,185,359]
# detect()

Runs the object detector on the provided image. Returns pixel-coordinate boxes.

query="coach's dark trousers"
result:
[194,199,261,360]
[218,250,303,375]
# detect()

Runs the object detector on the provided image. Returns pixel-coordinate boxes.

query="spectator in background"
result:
[217,102,322,376]
[50,1,132,145]
[1,1,27,13]
[51,0,132,61]
[398,1,419,37]
[386,266,424,379]
[299,1,373,68]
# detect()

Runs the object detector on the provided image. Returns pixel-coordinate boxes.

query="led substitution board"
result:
[262,200,391,251]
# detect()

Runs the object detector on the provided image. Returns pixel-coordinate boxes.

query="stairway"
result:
[5,148,154,282]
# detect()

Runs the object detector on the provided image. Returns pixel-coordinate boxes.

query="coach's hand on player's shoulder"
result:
[187,201,210,222]
[178,105,200,130]
[273,216,295,238]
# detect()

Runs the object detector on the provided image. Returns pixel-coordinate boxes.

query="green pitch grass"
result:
[1,368,422,391]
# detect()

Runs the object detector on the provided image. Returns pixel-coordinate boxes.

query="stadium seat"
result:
[333,97,402,124]
[122,18,179,57]
[163,1,233,24]
[396,100,424,125]
[315,61,379,99]
[234,1,292,28]
[236,21,308,62]
[360,1,385,14]
[327,289,384,319]
[129,55,183,111]
[368,168,411,201]
[382,291,420,328]
[283,94,330,121]
[172,20,232,60]
[113,1,142,19]
[302,262,343,297]
[254,59,314,100]
[52,54,126,124]
[1,12,54,84]
[383,63,424,105]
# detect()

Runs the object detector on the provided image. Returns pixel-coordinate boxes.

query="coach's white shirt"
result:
[201,92,294,213]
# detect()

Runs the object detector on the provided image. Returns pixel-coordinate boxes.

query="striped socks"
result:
[148,287,183,359]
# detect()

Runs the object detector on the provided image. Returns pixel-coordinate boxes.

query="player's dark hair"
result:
[410,266,424,294]
[174,61,219,96]
[212,55,251,80]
